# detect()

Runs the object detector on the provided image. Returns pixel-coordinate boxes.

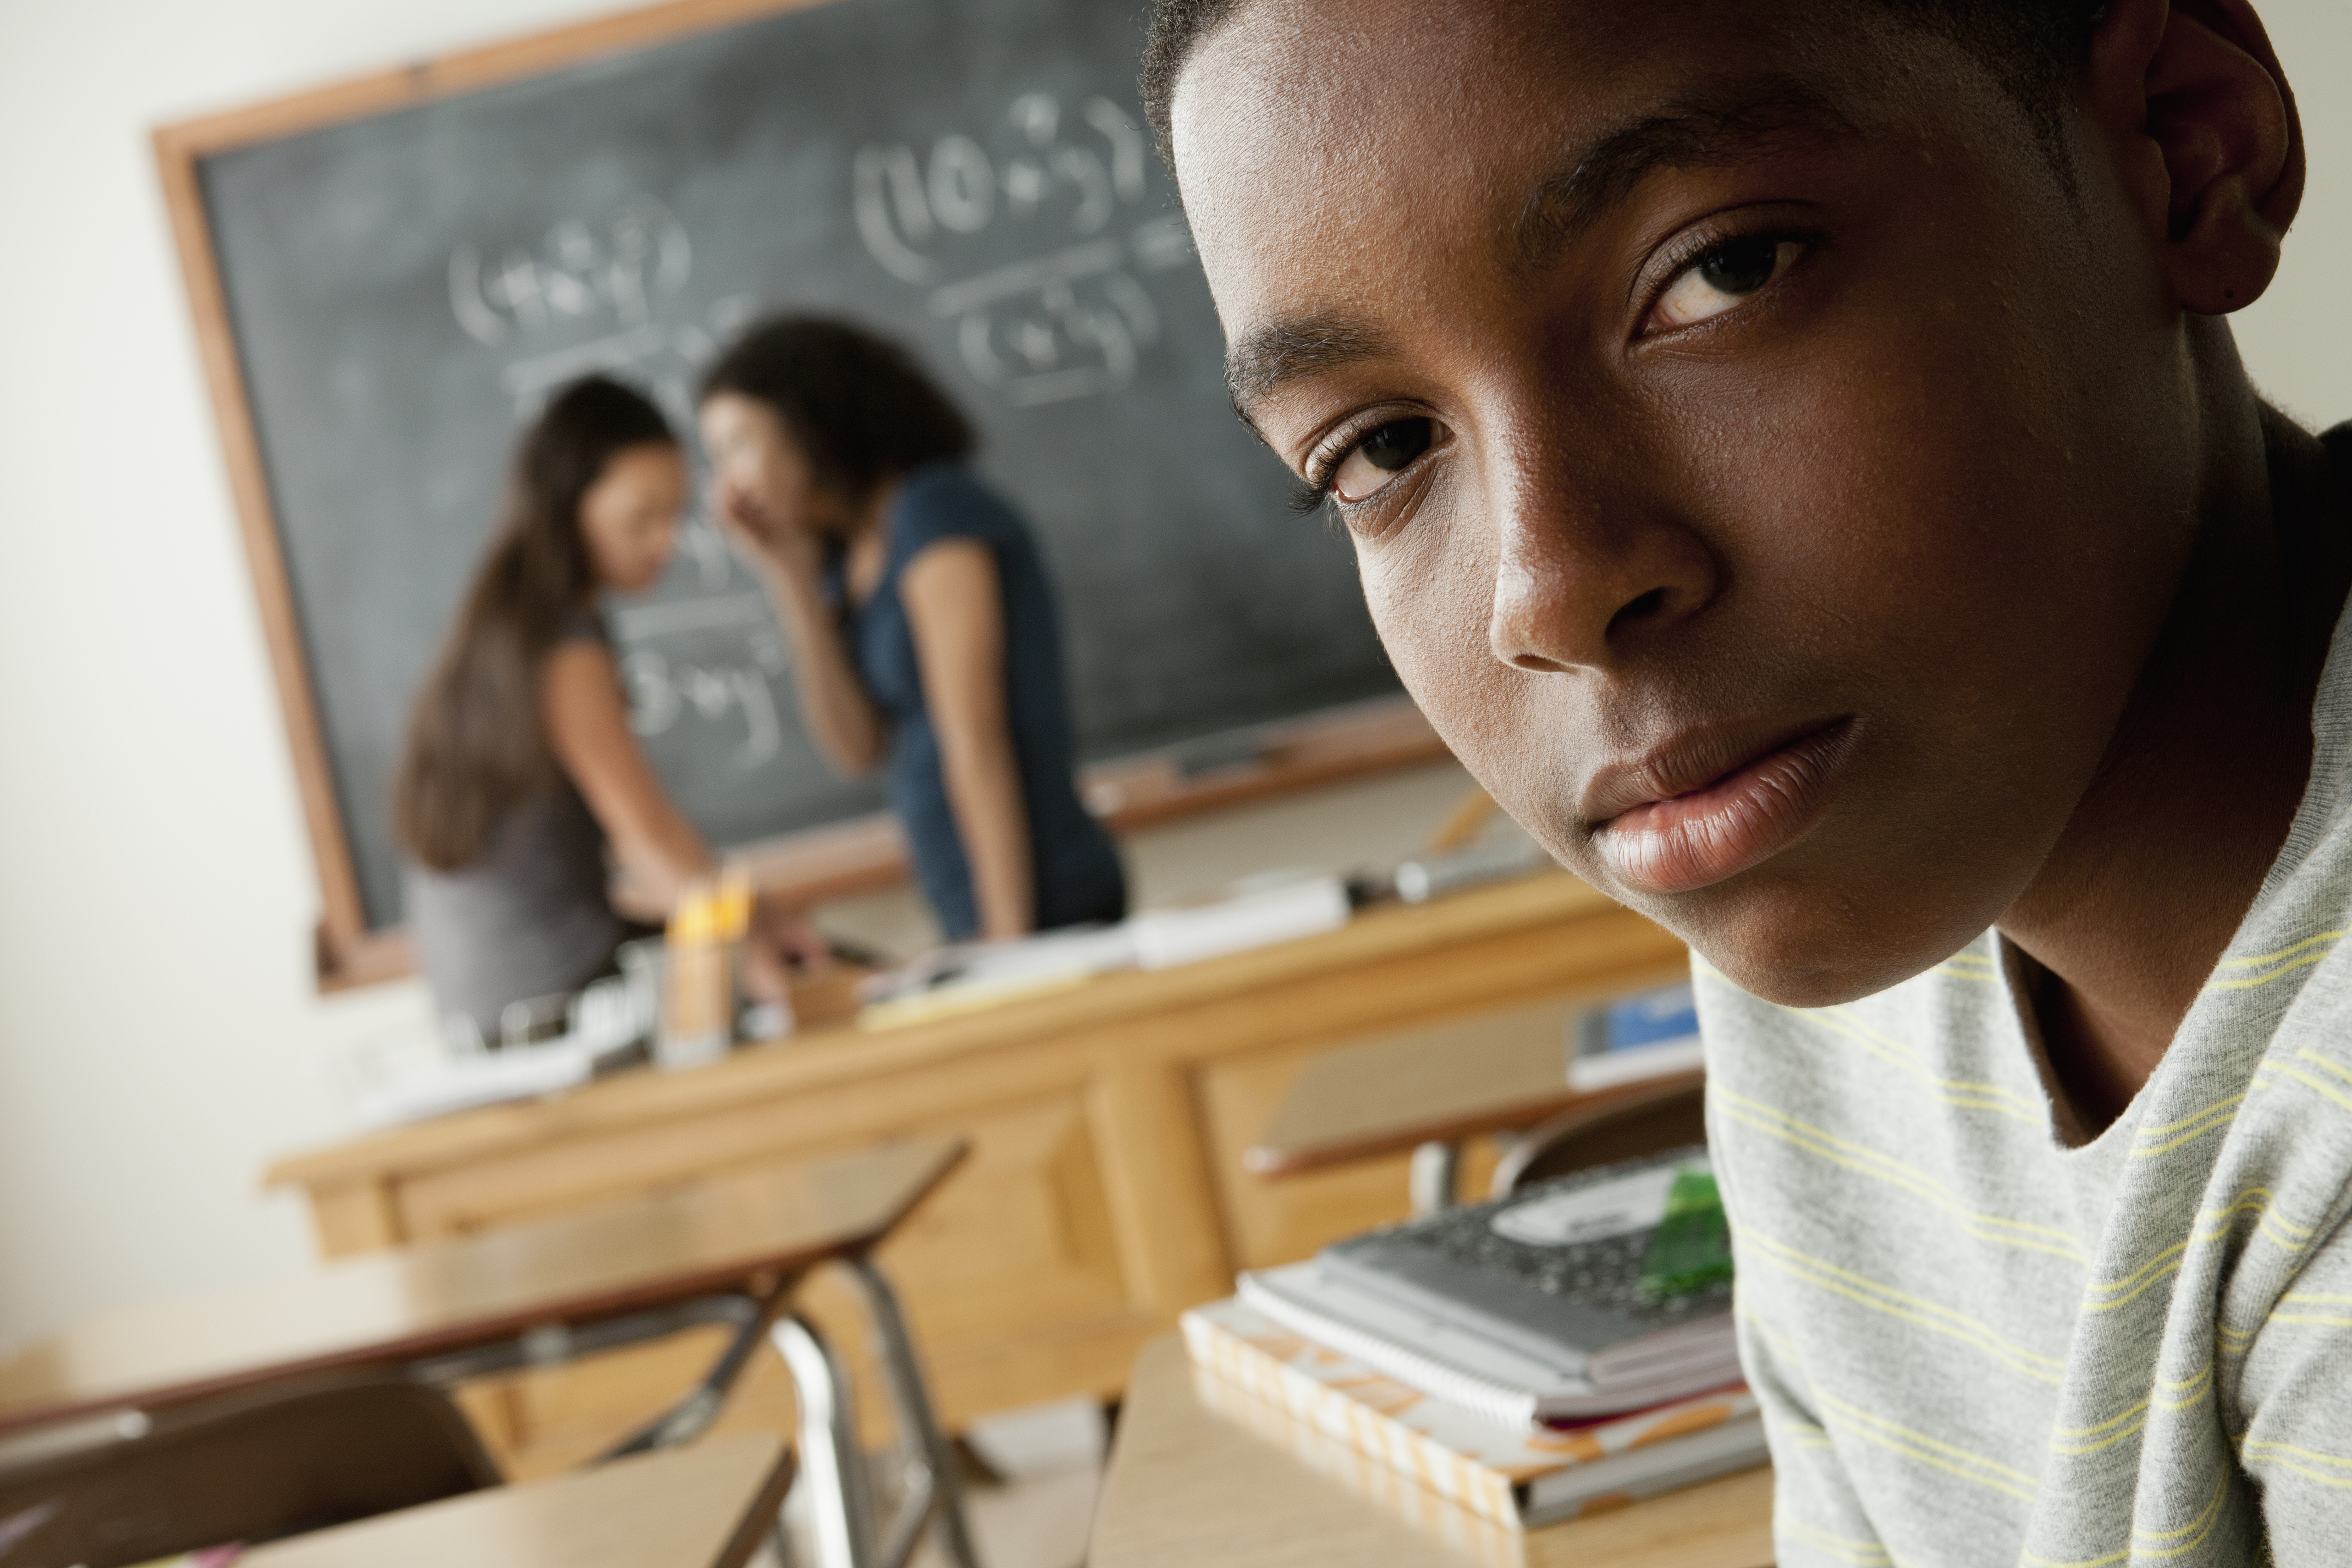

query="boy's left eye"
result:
[1330,417,1438,504]
[1649,235,1803,332]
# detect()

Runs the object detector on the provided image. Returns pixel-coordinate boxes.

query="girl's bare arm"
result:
[902,540,1035,939]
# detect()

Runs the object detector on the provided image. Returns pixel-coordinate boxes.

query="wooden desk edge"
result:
[1243,1068,1708,1177]
[261,874,1628,1193]
[0,1139,967,1438]
[241,1431,796,1568]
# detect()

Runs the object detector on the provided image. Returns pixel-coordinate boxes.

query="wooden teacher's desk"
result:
[264,873,1685,1474]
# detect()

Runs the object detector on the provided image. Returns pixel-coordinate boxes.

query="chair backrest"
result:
[1488,1074,1708,1198]
[0,1370,500,1568]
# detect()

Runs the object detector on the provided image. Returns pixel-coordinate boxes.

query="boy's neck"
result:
[2001,394,2352,1137]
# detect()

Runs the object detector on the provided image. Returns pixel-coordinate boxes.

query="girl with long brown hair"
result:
[396,374,813,1038]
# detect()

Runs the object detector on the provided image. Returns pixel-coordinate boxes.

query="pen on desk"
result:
[1389,838,1550,905]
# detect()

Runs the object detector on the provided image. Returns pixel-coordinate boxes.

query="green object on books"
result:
[1640,1169,1733,1300]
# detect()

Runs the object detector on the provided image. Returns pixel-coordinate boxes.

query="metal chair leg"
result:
[771,1314,876,1568]
[603,1278,796,1460]
[840,1253,980,1568]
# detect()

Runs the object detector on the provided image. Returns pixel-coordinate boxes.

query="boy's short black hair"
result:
[1140,0,2110,172]
[699,315,975,500]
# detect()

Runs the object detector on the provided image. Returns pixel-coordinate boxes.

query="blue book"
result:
[1567,982,1704,1091]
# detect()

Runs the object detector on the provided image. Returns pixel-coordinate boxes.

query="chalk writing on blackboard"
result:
[448,196,693,347]
[610,595,788,767]
[423,94,1203,777]
[854,93,1195,405]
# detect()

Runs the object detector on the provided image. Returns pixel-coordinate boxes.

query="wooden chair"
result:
[0,1369,499,1568]
[1487,1074,1708,1197]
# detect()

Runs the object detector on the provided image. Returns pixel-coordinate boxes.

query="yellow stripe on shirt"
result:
[2131,1093,2247,1158]
[2047,1363,2215,1456]
[1741,1227,2067,1383]
[1715,1083,2086,1261]
[2269,1290,2352,1330]
[2020,1473,2232,1568]
[2203,930,2344,992]
[1778,1005,2044,1123]
[2256,1057,2352,1116]
[2242,1437,2352,1489]
[2083,1188,2316,1318]
[2048,1396,2148,1456]
[1817,1391,2040,1503]
[1784,1520,1899,1565]
[2128,1471,2233,1558]
[1935,950,2000,983]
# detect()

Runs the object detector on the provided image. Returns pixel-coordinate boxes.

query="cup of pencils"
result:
[656,869,752,1071]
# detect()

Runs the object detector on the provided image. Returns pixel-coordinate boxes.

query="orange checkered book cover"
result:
[1179,1296,1764,1528]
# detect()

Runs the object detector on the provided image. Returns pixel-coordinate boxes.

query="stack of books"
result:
[1181,1148,1764,1529]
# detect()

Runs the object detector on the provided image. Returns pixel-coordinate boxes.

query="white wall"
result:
[2235,1,2352,428]
[0,0,2345,1350]
[0,0,655,1348]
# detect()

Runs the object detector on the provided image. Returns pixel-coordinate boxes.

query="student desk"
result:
[1092,1338,1775,1568]
[242,1431,795,1568]
[263,872,1685,1475]
[0,1136,961,1437]
[1246,996,1698,1209]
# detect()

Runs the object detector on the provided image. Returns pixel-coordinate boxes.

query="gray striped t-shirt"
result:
[1699,607,2352,1563]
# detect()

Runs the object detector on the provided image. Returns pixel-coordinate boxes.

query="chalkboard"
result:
[173,0,1399,954]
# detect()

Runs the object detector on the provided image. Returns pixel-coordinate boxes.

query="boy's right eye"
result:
[1647,234,1804,334]
[1330,417,1437,504]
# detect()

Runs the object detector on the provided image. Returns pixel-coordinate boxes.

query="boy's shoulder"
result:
[1696,897,2352,1554]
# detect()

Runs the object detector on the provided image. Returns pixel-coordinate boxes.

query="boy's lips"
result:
[1586,718,1858,896]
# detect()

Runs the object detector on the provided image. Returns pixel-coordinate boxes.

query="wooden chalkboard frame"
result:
[154,0,1447,992]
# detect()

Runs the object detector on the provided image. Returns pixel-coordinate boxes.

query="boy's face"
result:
[1176,0,2210,1004]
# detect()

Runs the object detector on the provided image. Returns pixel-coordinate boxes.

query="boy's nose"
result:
[1485,477,1714,675]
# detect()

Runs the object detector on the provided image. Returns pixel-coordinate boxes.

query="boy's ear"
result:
[2086,0,2304,315]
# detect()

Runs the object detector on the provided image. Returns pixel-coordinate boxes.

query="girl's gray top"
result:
[402,615,630,1040]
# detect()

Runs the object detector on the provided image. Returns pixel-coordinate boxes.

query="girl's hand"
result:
[753,895,834,974]
[715,479,823,583]
[737,897,832,1006]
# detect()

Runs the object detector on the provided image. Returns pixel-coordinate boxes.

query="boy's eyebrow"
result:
[1225,314,1396,433]
[1516,77,1857,269]
[1224,77,1855,428]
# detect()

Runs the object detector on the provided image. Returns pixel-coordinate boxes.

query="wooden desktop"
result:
[0,1140,960,1441]
[242,1432,796,1568]
[265,870,1685,1475]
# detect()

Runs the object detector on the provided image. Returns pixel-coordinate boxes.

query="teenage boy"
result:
[1145,0,2349,1560]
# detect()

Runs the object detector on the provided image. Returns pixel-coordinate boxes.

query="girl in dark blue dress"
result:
[699,317,1125,942]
